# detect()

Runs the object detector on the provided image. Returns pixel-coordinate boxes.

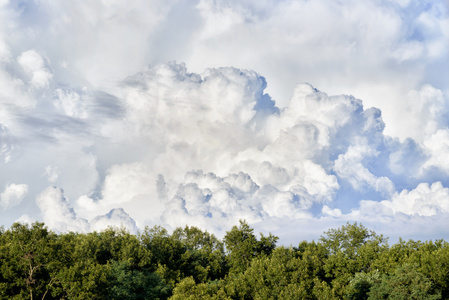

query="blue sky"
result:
[0,0,448,244]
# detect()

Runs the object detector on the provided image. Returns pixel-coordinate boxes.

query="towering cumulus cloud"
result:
[0,0,447,243]
[72,63,448,240]
[2,60,449,242]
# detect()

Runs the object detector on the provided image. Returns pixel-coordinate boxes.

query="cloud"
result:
[386,182,449,216]
[0,1,448,243]
[0,59,443,243]
[15,214,36,226]
[36,186,89,232]
[0,123,16,163]
[17,50,53,89]
[43,165,59,183]
[74,64,418,233]
[395,85,447,142]
[35,186,137,233]
[333,139,395,197]
[422,129,449,175]
[19,61,439,242]
[320,181,449,242]
[90,208,138,234]
[0,183,28,210]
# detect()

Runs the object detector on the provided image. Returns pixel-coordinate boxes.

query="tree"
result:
[0,222,58,300]
[418,241,449,299]
[368,263,441,299]
[319,222,388,298]
[140,225,184,285]
[223,220,278,273]
[320,222,387,258]
[170,277,230,300]
[172,226,227,282]
[108,260,171,300]
[345,271,381,300]
[223,247,310,299]
[140,225,225,286]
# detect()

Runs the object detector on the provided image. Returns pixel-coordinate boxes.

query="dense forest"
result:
[0,221,447,299]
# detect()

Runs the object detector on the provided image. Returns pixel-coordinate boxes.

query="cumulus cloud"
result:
[90,208,138,234]
[321,181,449,242]
[422,129,449,175]
[334,139,395,197]
[17,50,53,89]
[36,186,89,232]
[8,60,440,242]
[0,1,448,243]
[386,182,449,216]
[72,63,442,236]
[0,183,28,210]
[35,186,137,233]
[15,214,36,226]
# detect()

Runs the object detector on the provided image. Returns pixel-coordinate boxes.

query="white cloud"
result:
[53,88,87,118]
[87,64,387,232]
[72,62,448,241]
[398,85,446,142]
[322,205,343,218]
[0,183,28,210]
[0,123,16,163]
[0,1,447,243]
[36,186,89,232]
[90,208,138,234]
[188,0,449,141]
[334,139,395,196]
[15,214,36,226]
[17,50,53,89]
[322,181,449,230]
[35,186,139,233]
[43,165,59,183]
[386,182,449,216]
[422,129,449,175]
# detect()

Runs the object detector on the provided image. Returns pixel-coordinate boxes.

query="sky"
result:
[0,0,448,244]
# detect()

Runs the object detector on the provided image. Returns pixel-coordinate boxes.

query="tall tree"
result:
[0,222,60,299]
[223,220,278,274]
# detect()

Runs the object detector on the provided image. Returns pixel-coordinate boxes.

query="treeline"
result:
[0,221,448,299]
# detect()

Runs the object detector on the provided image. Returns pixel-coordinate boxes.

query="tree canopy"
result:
[0,221,447,299]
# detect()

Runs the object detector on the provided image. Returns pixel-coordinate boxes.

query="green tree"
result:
[172,226,227,282]
[320,222,388,298]
[223,247,306,299]
[345,271,381,300]
[368,263,441,299]
[418,241,449,298]
[223,220,278,274]
[0,222,58,300]
[320,222,387,258]
[170,277,230,300]
[108,260,170,300]
[52,227,154,299]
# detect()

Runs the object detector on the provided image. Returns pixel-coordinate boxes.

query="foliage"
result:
[0,221,447,299]
[140,225,227,286]
[368,263,441,299]
[345,271,381,300]
[223,220,278,274]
